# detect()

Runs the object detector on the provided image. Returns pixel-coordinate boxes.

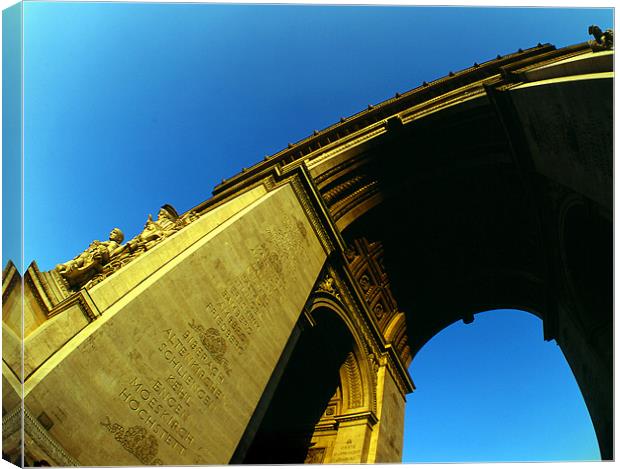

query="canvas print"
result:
[2,2,613,466]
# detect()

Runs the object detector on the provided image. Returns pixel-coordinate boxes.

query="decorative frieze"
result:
[55,205,199,291]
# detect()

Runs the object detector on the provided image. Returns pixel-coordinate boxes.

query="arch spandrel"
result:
[299,263,414,463]
[308,283,384,417]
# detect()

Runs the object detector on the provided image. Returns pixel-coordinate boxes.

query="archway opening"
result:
[241,309,354,464]
[402,309,600,462]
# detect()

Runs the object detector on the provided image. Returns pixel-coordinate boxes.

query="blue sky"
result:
[403,309,600,462]
[5,2,613,463]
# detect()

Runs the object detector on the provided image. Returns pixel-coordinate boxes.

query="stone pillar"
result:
[330,415,374,463]
[368,362,407,463]
[18,184,328,465]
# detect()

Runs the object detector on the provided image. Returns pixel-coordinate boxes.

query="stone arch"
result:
[307,295,376,415]
[297,284,394,463]
[558,196,612,335]
[409,303,545,361]
[553,195,613,459]
[240,303,358,464]
[383,312,412,367]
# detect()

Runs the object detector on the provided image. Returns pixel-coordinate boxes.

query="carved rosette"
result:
[359,274,371,293]
[372,302,385,320]
[344,238,411,366]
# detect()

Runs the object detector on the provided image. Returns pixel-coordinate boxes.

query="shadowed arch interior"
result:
[561,201,612,341]
[242,309,355,464]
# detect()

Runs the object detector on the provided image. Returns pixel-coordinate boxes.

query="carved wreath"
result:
[189,319,227,362]
[100,417,162,465]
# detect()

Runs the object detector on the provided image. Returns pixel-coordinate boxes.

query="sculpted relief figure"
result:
[127,204,198,252]
[55,205,200,290]
[55,228,128,288]
[128,205,181,251]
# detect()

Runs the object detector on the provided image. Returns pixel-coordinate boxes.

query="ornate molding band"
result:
[24,407,81,466]
[2,405,22,438]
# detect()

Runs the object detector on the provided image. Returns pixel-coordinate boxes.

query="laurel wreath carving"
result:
[100,416,162,465]
[188,319,227,362]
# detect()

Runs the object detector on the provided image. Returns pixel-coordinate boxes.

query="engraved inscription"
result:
[192,214,310,357]
[115,325,238,458]
[161,327,229,405]
[108,212,314,463]
[333,438,362,463]
[117,377,195,456]
[264,214,310,262]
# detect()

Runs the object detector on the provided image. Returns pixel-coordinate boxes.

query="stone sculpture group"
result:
[55,205,198,290]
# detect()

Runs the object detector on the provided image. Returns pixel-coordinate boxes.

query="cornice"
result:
[47,288,102,322]
[2,260,20,304]
[335,410,379,426]
[286,167,346,255]
[498,42,591,82]
[23,407,81,466]
[212,43,558,196]
[24,263,56,314]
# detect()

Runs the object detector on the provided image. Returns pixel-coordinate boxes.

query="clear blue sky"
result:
[403,309,600,462]
[6,2,613,463]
